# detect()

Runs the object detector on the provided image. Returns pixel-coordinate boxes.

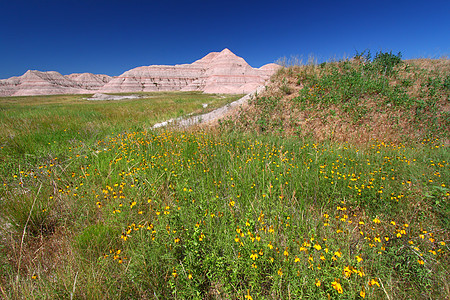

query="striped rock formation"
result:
[0,71,112,97]
[0,49,279,96]
[99,49,279,94]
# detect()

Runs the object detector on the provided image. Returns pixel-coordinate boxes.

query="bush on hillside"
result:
[373,51,403,75]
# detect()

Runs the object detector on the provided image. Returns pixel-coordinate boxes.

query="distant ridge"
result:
[0,70,112,97]
[0,49,280,96]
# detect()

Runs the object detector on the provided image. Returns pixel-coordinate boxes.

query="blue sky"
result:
[1,0,449,79]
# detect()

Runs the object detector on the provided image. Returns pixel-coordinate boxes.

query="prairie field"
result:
[0,53,449,299]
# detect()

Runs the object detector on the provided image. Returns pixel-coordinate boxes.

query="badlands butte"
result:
[0,49,280,97]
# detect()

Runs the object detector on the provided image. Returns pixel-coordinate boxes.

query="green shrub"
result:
[373,51,403,75]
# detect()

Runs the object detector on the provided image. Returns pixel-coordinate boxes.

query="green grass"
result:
[1,133,449,299]
[0,61,449,299]
[0,92,241,174]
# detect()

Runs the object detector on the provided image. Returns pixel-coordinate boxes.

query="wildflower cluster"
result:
[4,130,448,299]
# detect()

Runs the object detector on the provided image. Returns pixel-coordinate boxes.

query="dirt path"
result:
[85,93,143,101]
[152,86,264,129]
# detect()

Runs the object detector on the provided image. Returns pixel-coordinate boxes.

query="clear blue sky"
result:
[1,0,449,79]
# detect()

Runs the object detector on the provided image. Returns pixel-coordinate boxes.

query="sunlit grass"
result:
[0,92,241,173]
[1,128,448,299]
[0,68,449,299]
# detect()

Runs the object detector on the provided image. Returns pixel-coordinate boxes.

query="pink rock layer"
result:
[0,71,112,97]
[0,49,279,96]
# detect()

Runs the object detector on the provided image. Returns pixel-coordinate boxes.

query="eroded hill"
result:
[221,52,449,144]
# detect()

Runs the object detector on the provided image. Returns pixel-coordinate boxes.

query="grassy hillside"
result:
[0,54,449,299]
[223,52,449,143]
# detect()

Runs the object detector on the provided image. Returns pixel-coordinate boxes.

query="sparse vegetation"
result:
[229,52,449,143]
[0,53,449,299]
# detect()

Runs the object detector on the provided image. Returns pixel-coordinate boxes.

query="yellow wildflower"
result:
[360,288,366,298]
[343,266,352,278]
[245,290,253,300]
[331,279,343,294]
[368,278,380,287]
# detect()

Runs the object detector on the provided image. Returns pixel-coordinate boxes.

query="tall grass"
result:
[0,67,449,299]
[1,128,448,299]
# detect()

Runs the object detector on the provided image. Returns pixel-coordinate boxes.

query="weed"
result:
[280,78,292,95]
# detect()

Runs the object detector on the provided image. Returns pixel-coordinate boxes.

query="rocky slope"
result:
[0,70,112,97]
[99,49,279,94]
[64,73,112,89]
[0,49,279,96]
